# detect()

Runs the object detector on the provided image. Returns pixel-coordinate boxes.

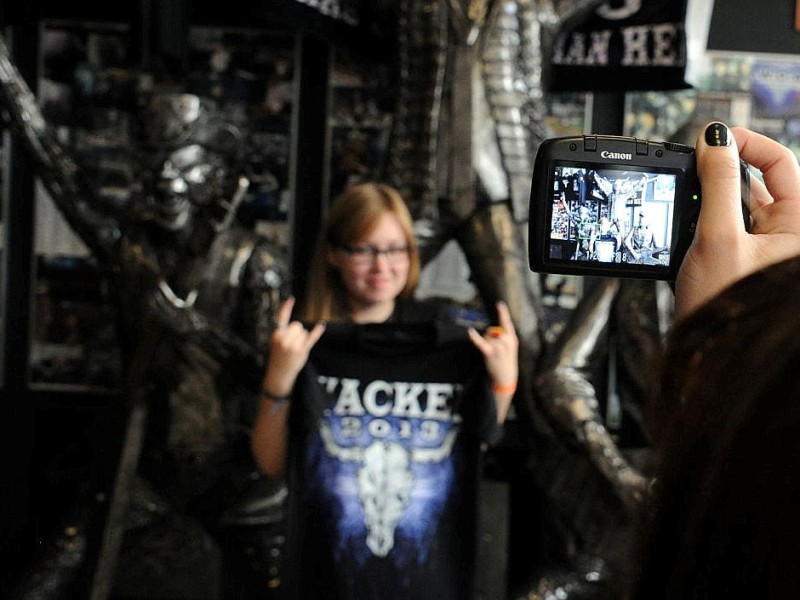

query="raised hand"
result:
[468,301,519,423]
[676,123,800,319]
[261,296,326,397]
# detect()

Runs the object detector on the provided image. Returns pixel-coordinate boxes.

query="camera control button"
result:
[636,139,649,155]
[663,141,693,154]
[583,136,597,152]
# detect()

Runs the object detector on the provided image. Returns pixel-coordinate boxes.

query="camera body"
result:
[528,135,750,280]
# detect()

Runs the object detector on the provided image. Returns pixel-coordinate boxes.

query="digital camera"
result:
[528,135,750,280]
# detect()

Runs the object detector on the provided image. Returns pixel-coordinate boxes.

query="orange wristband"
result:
[492,381,517,395]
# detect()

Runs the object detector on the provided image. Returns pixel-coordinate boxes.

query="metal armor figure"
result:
[0,34,287,598]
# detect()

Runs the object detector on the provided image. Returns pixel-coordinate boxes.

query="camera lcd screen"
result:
[544,162,682,272]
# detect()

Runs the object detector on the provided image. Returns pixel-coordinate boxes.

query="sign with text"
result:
[549,0,688,92]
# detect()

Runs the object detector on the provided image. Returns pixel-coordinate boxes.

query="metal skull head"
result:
[135,93,246,231]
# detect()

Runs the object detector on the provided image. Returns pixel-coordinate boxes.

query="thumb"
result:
[694,122,747,239]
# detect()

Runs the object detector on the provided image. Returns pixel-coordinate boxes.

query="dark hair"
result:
[627,256,800,598]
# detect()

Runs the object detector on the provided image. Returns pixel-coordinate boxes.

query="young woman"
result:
[251,181,518,600]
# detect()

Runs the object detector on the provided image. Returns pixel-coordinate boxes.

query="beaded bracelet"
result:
[492,381,517,395]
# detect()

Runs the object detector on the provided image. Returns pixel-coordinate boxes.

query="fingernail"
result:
[705,122,730,147]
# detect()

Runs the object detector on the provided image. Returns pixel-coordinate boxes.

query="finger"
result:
[746,174,772,214]
[468,327,491,356]
[276,296,296,328]
[734,126,800,207]
[304,321,327,351]
[694,122,746,238]
[495,301,516,333]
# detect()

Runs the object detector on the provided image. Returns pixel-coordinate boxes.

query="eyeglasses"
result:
[339,244,411,265]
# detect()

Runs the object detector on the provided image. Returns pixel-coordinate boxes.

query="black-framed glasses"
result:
[339,244,411,265]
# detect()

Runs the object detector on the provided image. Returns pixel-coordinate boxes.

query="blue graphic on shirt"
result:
[305,375,464,567]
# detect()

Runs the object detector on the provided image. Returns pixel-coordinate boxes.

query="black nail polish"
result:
[705,122,730,147]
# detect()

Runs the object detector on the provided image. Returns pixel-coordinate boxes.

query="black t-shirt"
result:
[282,319,499,600]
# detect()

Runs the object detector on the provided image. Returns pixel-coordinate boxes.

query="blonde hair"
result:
[302,182,420,321]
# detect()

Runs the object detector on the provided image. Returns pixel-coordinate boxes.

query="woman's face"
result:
[329,213,411,318]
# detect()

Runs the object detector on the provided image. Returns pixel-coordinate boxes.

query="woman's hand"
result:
[261,296,326,397]
[675,123,800,320]
[468,301,519,423]
[252,296,325,478]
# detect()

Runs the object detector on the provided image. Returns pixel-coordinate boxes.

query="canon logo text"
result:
[601,150,633,160]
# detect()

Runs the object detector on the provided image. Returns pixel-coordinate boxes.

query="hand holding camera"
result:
[674,124,800,318]
[528,132,751,281]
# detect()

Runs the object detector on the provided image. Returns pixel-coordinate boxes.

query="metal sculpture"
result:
[384,1,667,597]
[0,33,287,599]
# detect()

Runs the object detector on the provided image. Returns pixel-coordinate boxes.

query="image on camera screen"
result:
[546,163,678,268]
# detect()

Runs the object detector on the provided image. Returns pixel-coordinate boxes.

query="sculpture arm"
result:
[535,278,648,512]
[537,368,648,512]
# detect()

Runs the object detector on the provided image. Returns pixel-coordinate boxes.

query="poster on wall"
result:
[749,59,800,155]
[544,92,588,137]
[623,89,696,140]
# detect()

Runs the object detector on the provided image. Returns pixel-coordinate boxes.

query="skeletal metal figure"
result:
[0,33,287,598]
[385,1,669,597]
[384,0,605,395]
[384,3,606,493]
